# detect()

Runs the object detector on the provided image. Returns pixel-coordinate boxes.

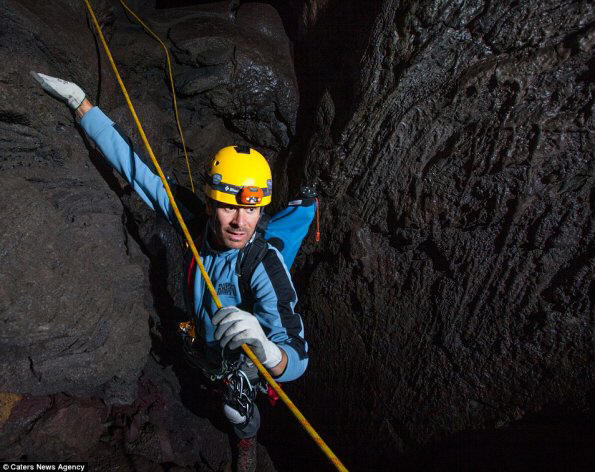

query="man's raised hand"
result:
[31,72,86,110]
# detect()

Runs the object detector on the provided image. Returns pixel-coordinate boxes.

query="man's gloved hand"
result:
[213,306,282,369]
[30,72,86,110]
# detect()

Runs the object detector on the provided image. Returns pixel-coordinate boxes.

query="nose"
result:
[231,208,245,227]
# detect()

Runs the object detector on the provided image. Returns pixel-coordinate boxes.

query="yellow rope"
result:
[117,0,195,192]
[82,1,348,470]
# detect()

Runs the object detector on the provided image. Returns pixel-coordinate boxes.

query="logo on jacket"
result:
[217,282,236,297]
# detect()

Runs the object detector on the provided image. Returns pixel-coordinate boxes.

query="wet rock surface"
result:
[0,358,277,470]
[0,0,150,403]
[168,2,297,151]
[288,0,594,470]
[0,0,593,471]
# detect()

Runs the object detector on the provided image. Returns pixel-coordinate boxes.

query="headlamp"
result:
[239,186,264,205]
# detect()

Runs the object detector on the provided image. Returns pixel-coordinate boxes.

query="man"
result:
[31,72,308,471]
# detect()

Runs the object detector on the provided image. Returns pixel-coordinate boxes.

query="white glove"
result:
[213,306,282,369]
[30,71,86,110]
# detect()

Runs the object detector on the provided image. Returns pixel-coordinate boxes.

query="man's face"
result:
[208,201,261,250]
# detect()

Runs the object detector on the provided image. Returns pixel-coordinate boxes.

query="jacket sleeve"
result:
[80,106,174,220]
[250,247,308,382]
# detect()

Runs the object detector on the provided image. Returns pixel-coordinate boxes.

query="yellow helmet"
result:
[203,145,272,207]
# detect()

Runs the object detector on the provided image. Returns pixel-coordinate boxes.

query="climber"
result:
[31,72,308,472]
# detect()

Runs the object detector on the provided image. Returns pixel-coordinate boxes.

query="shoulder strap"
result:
[174,184,206,315]
[236,234,269,311]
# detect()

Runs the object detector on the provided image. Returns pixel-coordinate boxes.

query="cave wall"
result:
[0,0,152,404]
[287,0,594,469]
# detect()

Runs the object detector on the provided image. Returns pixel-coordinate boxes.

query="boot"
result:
[233,435,257,472]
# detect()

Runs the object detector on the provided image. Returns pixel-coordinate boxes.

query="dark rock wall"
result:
[287,0,594,469]
[0,0,151,403]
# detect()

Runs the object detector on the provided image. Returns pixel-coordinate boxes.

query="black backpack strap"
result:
[236,234,269,311]
[171,184,206,316]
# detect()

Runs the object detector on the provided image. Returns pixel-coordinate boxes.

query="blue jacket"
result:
[81,106,308,381]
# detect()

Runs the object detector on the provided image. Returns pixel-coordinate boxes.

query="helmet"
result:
[203,145,272,207]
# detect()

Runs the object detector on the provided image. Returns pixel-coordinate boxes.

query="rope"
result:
[315,197,321,242]
[82,2,348,470]
[117,0,195,192]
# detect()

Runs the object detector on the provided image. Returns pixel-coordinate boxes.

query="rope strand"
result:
[117,0,195,192]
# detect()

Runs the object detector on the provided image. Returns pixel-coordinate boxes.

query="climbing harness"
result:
[224,368,258,423]
[223,363,280,424]
[82,1,346,470]
[180,329,235,381]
